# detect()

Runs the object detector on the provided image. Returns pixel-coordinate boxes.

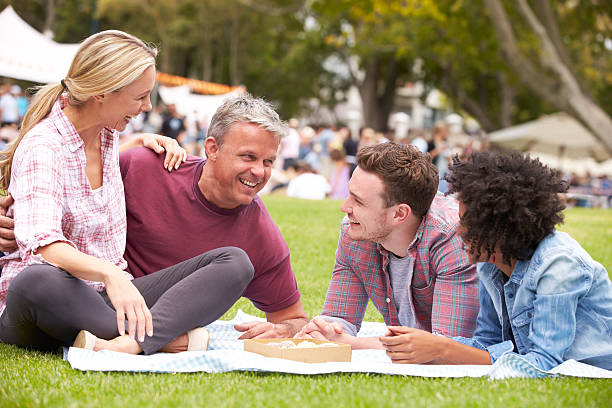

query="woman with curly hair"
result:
[378,150,612,371]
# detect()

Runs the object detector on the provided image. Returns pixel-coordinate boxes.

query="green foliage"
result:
[1,1,609,125]
[1,198,611,408]
[96,0,337,118]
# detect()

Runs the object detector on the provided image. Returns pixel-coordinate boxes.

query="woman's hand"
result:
[379,326,443,364]
[103,271,153,342]
[138,133,188,171]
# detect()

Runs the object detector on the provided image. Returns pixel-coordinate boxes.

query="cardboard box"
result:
[243,338,352,363]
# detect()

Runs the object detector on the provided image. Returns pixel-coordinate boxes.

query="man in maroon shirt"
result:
[0,94,308,338]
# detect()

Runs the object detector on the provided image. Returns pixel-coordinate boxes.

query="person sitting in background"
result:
[298,126,315,161]
[358,127,377,150]
[15,86,28,123]
[286,160,330,200]
[328,147,350,200]
[378,151,612,370]
[409,130,428,153]
[427,122,450,176]
[0,123,18,150]
[280,118,300,170]
[0,84,19,127]
[160,103,186,145]
[340,126,358,176]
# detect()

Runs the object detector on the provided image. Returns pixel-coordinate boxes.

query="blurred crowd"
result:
[1,81,610,208]
[0,84,28,150]
[566,173,612,208]
[119,109,612,209]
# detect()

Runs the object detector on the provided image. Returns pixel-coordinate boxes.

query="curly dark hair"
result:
[445,150,568,265]
[357,142,439,217]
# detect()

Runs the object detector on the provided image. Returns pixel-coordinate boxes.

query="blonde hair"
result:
[0,30,157,191]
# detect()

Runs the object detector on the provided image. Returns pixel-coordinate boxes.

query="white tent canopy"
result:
[488,113,612,176]
[0,6,79,84]
[0,5,241,124]
[487,112,610,162]
[157,85,245,126]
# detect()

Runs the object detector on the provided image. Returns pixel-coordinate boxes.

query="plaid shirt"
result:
[322,194,479,337]
[0,95,129,314]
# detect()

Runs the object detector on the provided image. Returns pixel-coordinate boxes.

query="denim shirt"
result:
[453,231,612,371]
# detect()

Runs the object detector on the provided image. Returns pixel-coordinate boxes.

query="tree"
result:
[310,0,611,135]
[483,0,612,154]
[310,0,548,132]
[310,0,432,131]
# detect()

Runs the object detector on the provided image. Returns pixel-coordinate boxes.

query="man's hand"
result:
[293,316,356,345]
[234,300,309,339]
[379,326,443,364]
[234,321,296,339]
[0,194,16,253]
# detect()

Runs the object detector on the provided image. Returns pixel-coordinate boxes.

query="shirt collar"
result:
[376,218,425,258]
[50,94,115,153]
[508,258,529,284]
[479,259,527,287]
[50,94,83,153]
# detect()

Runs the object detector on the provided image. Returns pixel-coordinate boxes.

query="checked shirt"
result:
[322,194,479,337]
[0,94,130,314]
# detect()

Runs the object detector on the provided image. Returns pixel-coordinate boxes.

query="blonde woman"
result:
[0,31,253,354]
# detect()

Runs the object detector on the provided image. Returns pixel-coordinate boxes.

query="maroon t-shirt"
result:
[119,147,300,312]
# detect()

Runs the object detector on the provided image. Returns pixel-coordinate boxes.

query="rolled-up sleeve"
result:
[321,225,369,333]
[453,280,507,364]
[9,144,75,261]
[430,230,479,337]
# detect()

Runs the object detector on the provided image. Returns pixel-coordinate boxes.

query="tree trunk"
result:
[483,0,612,155]
[439,68,497,131]
[44,0,55,37]
[498,73,516,128]
[229,6,241,86]
[358,57,380,130]
[358,56,398,132]
[200,3,213,82]
[459,95,496,132]
[375,58,397,132]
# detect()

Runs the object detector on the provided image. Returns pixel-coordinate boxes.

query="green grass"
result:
[1,196,611,407]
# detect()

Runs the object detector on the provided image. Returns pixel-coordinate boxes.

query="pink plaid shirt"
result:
[322,194,479,337]
[0,95,129,314]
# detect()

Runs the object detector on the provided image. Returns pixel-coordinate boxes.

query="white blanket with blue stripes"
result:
[63,310,612,379]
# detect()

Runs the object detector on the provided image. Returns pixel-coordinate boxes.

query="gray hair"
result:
[208,94,288,145]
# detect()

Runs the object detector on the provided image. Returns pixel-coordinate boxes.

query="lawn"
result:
[1,196,610,408]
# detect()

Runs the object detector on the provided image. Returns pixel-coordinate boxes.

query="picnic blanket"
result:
[64,310,612,379]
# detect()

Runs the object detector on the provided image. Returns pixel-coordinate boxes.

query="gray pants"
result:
[0,247,253,354]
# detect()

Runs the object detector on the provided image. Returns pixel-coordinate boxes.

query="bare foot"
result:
[159,333,189,353]
[94,335,143,354]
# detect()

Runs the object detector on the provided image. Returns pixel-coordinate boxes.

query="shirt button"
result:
[508,293,514,298]
[386,297,391,303]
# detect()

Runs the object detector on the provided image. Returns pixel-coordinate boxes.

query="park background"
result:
[0,0,611,406]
